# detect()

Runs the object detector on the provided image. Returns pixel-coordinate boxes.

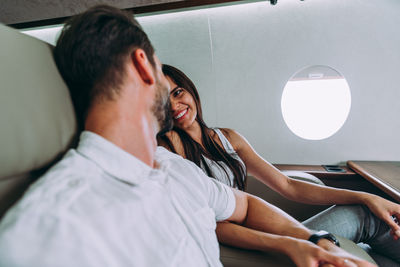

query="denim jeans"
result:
[303,205,400,266]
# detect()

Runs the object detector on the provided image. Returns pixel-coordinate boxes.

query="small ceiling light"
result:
[270,0,304,5]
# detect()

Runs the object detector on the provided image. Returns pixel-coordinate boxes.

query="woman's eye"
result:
[173,89,183,97]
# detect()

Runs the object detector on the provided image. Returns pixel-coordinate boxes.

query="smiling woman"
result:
[159,64,247,190]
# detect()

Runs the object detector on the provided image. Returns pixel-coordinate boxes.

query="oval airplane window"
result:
[281,65,351,140]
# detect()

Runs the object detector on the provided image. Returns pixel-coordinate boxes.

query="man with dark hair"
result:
[53,5,162,131]
[0,5,375,267]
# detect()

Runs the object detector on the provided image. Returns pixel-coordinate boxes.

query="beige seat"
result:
[0,24,76,218]
[0,24,375,266]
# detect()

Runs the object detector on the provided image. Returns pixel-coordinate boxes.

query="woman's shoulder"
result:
[158,130,186,158]
[215,128,254,158]
[215,128,244,151]
[163,129,179,140]
[216,127,243,140]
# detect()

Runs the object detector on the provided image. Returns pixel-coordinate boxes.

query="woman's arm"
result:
[222,128,400,238]
[224,189,374,267]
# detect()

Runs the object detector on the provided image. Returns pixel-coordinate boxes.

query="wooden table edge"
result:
[347,161,400,203]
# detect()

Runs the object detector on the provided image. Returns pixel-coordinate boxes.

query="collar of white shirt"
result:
[76,131,158,186]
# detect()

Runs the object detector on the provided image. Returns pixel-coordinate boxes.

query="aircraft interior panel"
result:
[19,0,400,165]
[1,1,399,266]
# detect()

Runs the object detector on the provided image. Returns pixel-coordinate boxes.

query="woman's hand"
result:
[285,238,376,267]
[363,194,400,240]
[318,239,377,267]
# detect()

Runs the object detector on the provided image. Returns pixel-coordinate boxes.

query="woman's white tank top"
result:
[200,128,246,188]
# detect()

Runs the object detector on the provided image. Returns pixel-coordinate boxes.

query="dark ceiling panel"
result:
[0,0,247,29]
[0,0,179,24]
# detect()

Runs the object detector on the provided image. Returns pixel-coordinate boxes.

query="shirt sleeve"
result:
[202,174,236,221]
[162,153,237,222]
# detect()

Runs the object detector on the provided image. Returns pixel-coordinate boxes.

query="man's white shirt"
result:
[0,131,236,267]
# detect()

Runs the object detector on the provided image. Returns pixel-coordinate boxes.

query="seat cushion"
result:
[0,24,77,217]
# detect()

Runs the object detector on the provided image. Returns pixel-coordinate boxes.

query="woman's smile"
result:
[174,108,188,121]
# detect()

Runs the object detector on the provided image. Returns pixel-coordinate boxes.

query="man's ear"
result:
[131,49,155,85]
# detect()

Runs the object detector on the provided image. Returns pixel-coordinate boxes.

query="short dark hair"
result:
[54,5,155,129]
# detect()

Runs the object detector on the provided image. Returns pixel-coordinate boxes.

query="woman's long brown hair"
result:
[158,64,246,190]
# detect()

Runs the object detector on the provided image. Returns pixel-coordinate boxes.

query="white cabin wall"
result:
[139,11,218,125]
[22,0,400,164]
[141,0,400,164]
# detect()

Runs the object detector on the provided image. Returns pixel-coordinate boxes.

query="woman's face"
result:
[166,76,197,130]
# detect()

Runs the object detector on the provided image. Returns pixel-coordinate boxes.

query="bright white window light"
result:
[21,25,63,45]
[281,66,351,140]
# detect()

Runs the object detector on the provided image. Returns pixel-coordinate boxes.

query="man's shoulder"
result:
[1,149,94,227]
[29,148,95,192]
[0,148,98,265]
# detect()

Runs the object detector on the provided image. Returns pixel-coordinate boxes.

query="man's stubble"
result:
[152,78,173,136]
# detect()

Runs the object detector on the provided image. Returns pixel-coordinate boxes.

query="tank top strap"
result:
[213,128,235,153]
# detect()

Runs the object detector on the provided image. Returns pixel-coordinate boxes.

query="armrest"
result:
[281,170,324,185]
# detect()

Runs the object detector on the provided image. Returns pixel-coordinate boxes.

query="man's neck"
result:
[85,103,158,168]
